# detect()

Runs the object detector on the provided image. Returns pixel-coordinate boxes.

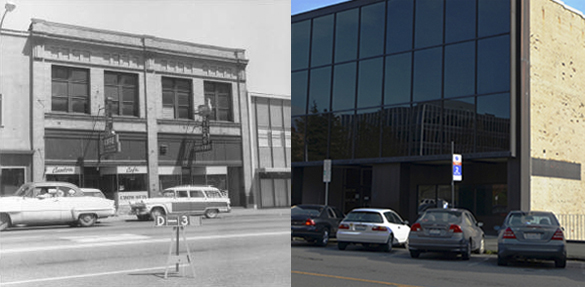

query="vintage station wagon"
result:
[130,185,231,220]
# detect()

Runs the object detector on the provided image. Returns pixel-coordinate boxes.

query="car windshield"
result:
[507,213,558,226]
[291,206,322,217]
[13,184,33,197]
[344,211,383,223]
[420,211,462,224]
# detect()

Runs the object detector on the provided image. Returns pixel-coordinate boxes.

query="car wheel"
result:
[338,242,348,250]
[461,239,471,260]
[475,237,485,254]
[78,214,97,227]
[382,235,393,252]
[150,208,165,220]
[555,257,567,268]
[204,209,219,219]
[497,255,507,266]
[0,213,11,231]
[317,228,330,247]
[410,250,420,258]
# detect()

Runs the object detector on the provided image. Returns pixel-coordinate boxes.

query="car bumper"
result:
[498,241,566,260]
[408,236,468,253]
[336,230,390,244]
[291,226,323,240]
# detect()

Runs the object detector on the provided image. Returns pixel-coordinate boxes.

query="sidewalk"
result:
[485,235,585,261]
[102,206,290,222]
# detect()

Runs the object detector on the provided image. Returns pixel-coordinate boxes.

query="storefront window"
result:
[118,174,147,192]
[1,168,25,196]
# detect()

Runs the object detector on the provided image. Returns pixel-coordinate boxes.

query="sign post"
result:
[155,214,198,278]
[323,159,331,205]
[451,141,462,208]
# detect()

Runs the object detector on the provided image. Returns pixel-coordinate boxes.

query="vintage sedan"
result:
[336,208,410,252]
[496,211,566,268]
[0,182,116,231]
[408,208,484,260]
[130,185,231,220]
[291,204,345,246]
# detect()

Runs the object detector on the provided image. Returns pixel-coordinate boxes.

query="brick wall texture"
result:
[530,0,585,215]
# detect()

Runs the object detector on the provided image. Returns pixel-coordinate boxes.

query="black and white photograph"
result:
[0,0,291,286]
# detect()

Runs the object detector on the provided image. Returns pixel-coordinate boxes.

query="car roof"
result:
[165,185,217,190]
[25,181,80,189]
[349,208,396,213]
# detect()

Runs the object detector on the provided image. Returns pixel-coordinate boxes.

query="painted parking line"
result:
[0,264,191,285]
[0,231,289,254]
[292,270,422,287]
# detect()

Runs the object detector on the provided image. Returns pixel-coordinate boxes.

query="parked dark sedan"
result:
[496,211,566,268]
[408,208,485,260]
[291,204,344,246]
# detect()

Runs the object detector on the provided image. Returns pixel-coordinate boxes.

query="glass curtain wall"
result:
[292,0,512,163]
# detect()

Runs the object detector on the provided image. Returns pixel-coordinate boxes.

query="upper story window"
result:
[51,66,90,114]
[204,82,233,122]
[162,77,192,120]
[104,72,139,117]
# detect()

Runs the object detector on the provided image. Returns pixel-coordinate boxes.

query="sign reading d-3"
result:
[155,214,191,227]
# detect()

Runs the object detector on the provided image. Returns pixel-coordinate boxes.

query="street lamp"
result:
[0,1,15,29]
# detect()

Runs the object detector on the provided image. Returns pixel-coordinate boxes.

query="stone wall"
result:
[530,0,585,216]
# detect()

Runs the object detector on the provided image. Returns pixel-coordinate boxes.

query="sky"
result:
[1,0,290,96]
[292,0,585,16]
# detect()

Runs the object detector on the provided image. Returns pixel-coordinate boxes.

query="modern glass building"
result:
[292,0,531,231]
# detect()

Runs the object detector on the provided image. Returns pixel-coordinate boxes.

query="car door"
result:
[464,212,483,249]
[385,211,409,243]
[21,186,63,223]
[189,189,206,215]
[171,189,191,213]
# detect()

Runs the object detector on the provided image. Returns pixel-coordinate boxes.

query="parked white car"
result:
[337,208,410,252]
[130,185,231,220]
[0,182,116,231]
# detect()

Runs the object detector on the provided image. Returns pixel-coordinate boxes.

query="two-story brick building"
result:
[0,19,291,209]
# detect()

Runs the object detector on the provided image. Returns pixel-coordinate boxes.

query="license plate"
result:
[355,225,366,231]
[429,229,441,235]
[524,233,541,240]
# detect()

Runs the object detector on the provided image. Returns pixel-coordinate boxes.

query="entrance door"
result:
[342,168,372,213]
[417,185,458,215]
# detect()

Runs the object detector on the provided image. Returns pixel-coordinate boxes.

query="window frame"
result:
[204,81,233,122]
[51,65,90,114]
[104,71,139,117]
[162,77,193,120]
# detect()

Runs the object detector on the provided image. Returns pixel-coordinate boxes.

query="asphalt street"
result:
[292,240,585,287]
[0,209,290,287]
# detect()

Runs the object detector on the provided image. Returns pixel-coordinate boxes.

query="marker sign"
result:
[155,214,190,227]
[453,154,462,181]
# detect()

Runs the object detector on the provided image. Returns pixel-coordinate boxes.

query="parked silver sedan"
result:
[496,211,566,268]
[408,208,484,260]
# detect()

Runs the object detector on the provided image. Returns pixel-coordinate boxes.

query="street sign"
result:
[323,159,331,183]
[102,133,121,154]
[453,154,462,181]
[155,214,190,227]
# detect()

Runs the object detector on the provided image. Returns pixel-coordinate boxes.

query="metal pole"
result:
[325,181,329,206]
[451,141,454,208]
[176,227,180,272]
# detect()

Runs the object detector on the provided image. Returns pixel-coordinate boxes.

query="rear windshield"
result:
[420,211,461,224]
[291,206,322,217]
[344,211,383,223]
[506,213,558,226]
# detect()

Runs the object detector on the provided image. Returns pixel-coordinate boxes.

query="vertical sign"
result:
[453,154,462,181]
[323,159,331,183]
[323,159,331,206]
